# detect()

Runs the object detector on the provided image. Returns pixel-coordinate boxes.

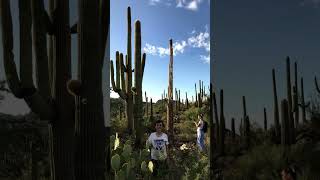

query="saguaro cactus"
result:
[272,69,281,139]
[286,57,295,144]
[150,98,154,122]
[293,62,299,128]
[0,0,110,179]
[133,20,146,148]
[300,77,309,123]
[264,108,268,131]
[231,118,236,140]
[281,99,290,146]
[213,90,220,146]
[145,91,148,117]
[219,90,225,155]
[167,39,174,143]
[209,83,214,179]
[186,92,189,109]
[110,7,134,133]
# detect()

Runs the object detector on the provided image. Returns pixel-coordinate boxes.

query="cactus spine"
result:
[272,69,281,140]
[167,39,174,143]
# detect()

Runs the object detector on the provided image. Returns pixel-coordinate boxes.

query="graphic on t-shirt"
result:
[154,139,166,151]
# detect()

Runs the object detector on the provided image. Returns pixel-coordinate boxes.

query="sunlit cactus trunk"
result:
[110,7,134,133]
[167,39,174,143]
[129,19,146,148]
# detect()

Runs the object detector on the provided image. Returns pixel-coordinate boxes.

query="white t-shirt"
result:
[146,132,169,160]
[197,119,204,132]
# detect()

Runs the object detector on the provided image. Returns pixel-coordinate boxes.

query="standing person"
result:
[146,120,169,177]
[194,114,206,152]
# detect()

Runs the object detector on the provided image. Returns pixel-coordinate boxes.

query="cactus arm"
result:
[120,53,126,95]
[115,51,121,89]
[314,76,320,94]
[110,60,127,99]
[1,0,24,97]
[110,60,117,91]
[31,0,51,100]
[44,10,54,35]
[141,53,146,81]
[19,0,34,90]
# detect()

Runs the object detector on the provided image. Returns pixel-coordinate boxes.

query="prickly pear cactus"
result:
[110,133,152,179]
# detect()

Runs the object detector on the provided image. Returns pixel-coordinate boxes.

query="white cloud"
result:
[186,1,198,11]
[149,0,161,5]
[200,55,210,64]
[149,0,206,11]
[143,25,210,64]
[187,28,210,52]
[143,43,158,56]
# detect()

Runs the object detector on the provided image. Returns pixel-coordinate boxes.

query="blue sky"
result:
[213,0,320,130]
[110,0,210,102]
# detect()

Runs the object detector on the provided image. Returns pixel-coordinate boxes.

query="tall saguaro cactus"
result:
[231,118,236,140]
[286,57,295,144]
[281,99,290,146]
[133,20,146,148]
[272,69,281,140]
[219,90,225,155]
[110,7,134,133]
[300,77,309,123]
[0,0,110,179]
[209,83,214,179]
[293,62,299,128]
[264,108,268,131]
[167,39,174,143]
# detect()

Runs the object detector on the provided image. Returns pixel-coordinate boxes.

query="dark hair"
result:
[155,120,164,126]
[283,167,297,180]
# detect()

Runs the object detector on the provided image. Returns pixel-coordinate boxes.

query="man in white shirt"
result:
[146,120,169,176]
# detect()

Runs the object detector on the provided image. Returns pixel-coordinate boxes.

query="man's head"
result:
[281,167,296,180]
[198,113,203,120]
[155,120,164,133]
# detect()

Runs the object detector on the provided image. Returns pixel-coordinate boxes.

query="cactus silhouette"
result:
[299,77,309,123]
[286,57,295,144]
[264,108,268,132]
[272,69,281,140]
